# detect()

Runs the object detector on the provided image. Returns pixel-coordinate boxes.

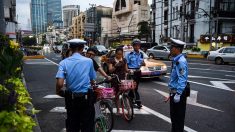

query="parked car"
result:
[92,45,108,55]
[207,46,235,64]
[146,45,188,60]
[100,47,167,78]
[146,45,171,60]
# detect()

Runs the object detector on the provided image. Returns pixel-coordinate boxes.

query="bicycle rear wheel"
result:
[100,100,114,132]
[95,117,106,132]
[121,93,134,122]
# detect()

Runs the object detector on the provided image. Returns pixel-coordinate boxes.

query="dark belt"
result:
[66,91,88,99]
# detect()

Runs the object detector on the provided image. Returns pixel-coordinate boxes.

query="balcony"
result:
[214,1,235,18]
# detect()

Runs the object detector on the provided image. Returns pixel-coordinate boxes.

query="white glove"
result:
[174,93,181,103]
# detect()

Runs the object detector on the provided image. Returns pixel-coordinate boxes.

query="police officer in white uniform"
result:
[168,38,188,132]
[56,39,96,132]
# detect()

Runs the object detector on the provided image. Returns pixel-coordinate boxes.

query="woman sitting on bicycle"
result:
[108,47,129,94]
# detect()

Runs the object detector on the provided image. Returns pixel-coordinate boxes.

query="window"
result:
[218,48,224,53]
[223,48,235,53]
[173,7,175,19]
[154,46,165,50]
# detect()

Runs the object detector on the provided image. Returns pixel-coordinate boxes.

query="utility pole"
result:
[209,0,212,50]
[180,0,185,41]
[152,0,156,44]
[170,0,173,37]
[0,0,6,34]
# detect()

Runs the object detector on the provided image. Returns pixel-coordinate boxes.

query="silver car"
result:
[207,46,235,64]
[146,45,171,60]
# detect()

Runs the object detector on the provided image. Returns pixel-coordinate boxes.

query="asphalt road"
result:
[23,49,235,132]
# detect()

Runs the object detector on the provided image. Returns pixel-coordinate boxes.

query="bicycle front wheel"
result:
[100,100,114,132]
[95,117,106,132]
[121,93,134,122]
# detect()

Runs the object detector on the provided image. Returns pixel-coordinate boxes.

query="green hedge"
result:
[0,34,36,131]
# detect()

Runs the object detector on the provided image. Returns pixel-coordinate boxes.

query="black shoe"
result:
[137,104,142,109]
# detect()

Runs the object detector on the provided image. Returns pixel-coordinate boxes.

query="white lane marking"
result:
[43,95,63,99]
[24,61,54,65]
[189,67,235,73]
[60,128,164,132]
[112,130,164,132]
[167,66,235,73]
[50,107,150,115]
[154,89,222,112]
[210,81,235,91]
[164,76,235,92]
[142,106,197,132]
[188,75,231,81]
[50,107,66,113]
[45,58,59,66]
[52,58,58,61]
[113,108,150,115]
[225,75,235,78]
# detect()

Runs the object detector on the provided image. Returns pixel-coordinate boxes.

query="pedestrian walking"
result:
[126,39,145,109]
[167,38,188,132]
[55,39,96,132]
[86,47,111,80]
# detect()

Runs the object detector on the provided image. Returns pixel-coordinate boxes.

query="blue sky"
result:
[16,0,152,30]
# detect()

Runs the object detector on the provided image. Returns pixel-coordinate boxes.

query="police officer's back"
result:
[56,39,96,132]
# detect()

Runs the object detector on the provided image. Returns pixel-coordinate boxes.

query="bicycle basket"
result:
[119,80,136,91]
[94,87,115,99]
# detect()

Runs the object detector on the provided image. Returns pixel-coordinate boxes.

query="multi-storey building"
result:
[63,5,80,28]
[47,0,63,28]
[153,0,235,51]
[30,0,48,34]
[84,5,113,45]
[31,0,63,34]
[110,0,150,45]
[71,12,85,39]
[1,0,17,40]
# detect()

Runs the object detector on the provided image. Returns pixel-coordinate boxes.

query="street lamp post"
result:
[117,27,121,44]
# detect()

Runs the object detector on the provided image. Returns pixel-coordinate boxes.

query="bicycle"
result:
[111,74,135,122]
[93,79,115,132]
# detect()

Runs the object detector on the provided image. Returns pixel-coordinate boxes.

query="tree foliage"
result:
[22,36,37,46]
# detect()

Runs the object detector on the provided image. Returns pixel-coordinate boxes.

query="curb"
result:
[187,54,205,59]
[23,55,45,60]
[21,73,42,132]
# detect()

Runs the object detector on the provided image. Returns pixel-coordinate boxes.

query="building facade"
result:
[153,0,235,50]
[47,0,63,28]
[110,0,150,46]
[71,12,85,39]
[0,0,17,39]
[84,5,113,45]
[31,0,48,34]
[63,5,80,28]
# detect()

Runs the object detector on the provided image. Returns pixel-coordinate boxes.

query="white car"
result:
[207,46,235,64]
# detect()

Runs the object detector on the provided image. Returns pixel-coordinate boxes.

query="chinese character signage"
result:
[200,34,234,43]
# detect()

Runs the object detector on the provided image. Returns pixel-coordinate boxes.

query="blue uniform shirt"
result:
[168,54,188,94]
[126,51,144,69]
[56,53,96,93]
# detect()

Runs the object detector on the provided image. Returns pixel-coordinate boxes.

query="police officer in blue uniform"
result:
[126,39,146,109]
[168,38,188,132]
[56,39,96,132]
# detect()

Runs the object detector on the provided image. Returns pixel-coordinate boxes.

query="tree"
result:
[137,21,151,42]
[22,36,37,46]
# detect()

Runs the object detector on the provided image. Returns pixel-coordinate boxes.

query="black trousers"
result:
[65,91,95,132]
[128,70,141,105]
[170,91,187,132]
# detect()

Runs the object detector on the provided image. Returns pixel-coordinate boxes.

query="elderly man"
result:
[168,38,188,132]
